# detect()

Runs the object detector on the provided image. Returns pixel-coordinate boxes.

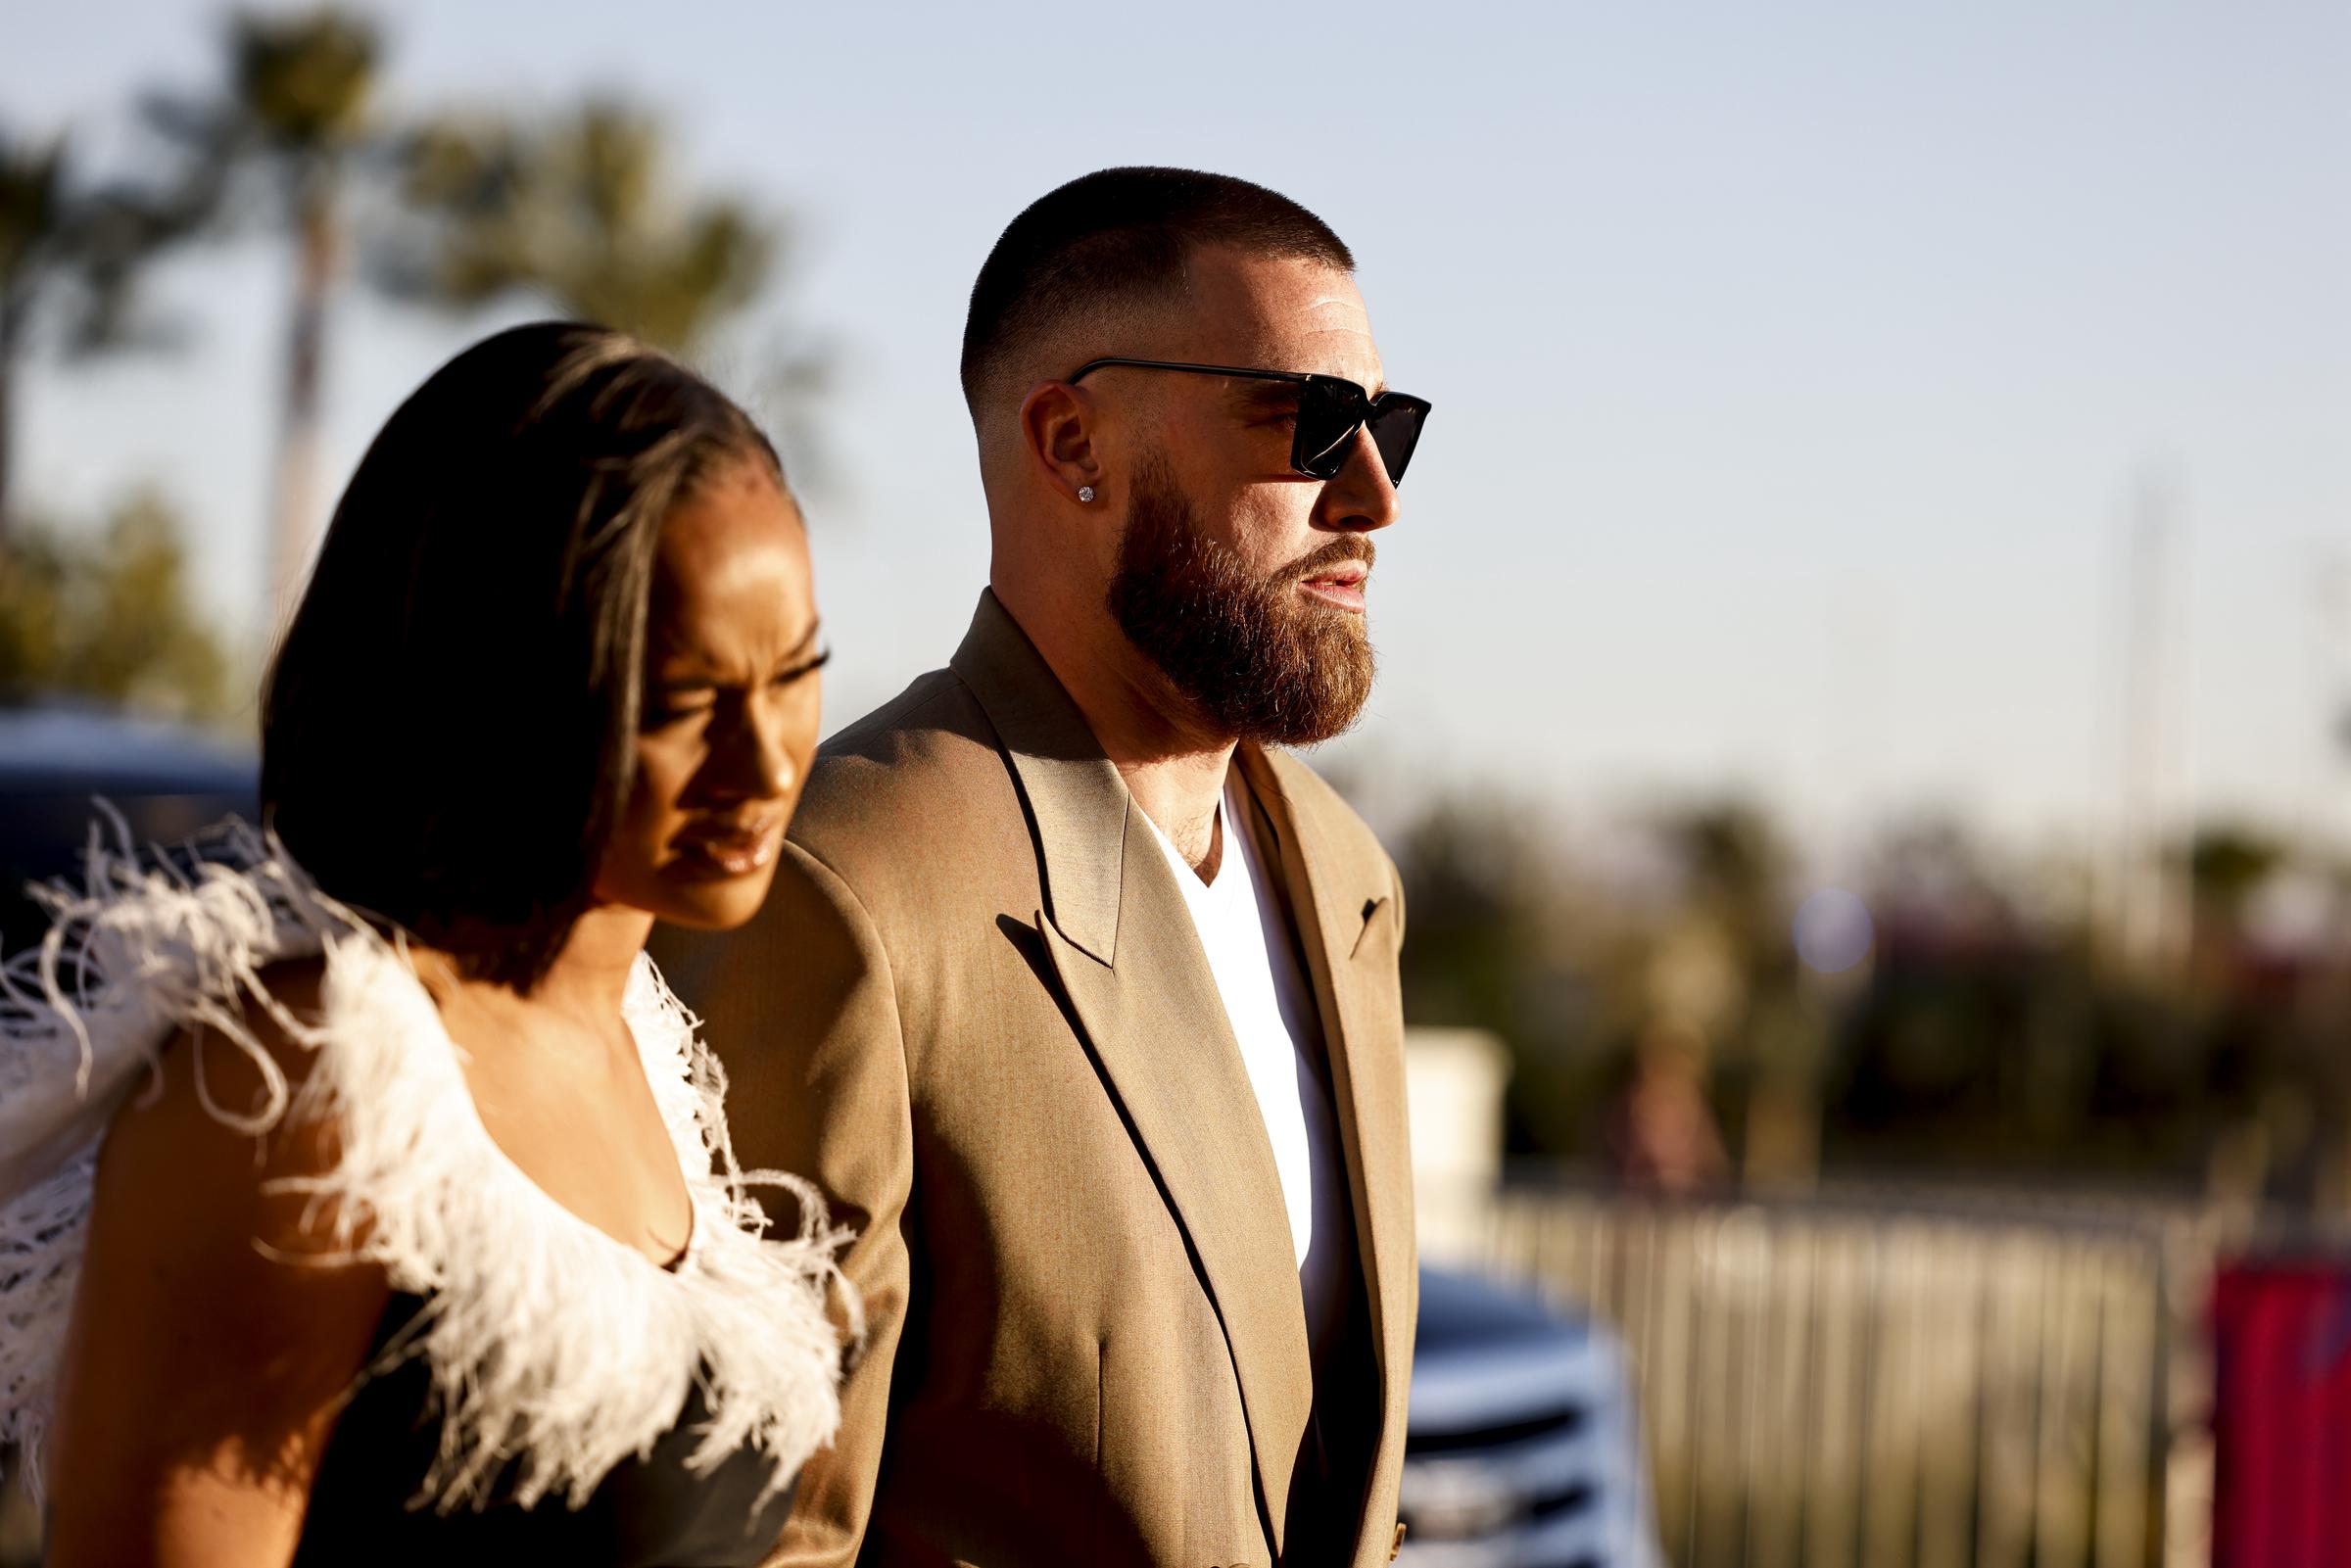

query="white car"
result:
[1401,1267,1661,1568]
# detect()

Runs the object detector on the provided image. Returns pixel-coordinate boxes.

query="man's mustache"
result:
[1277,536,1376,584]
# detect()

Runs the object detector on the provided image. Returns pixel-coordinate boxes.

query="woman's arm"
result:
[42,960,392,1568]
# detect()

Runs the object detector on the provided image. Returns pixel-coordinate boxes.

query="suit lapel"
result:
[1236,747,1415,1464]
[951,594,1317,1547]
[1035,855,1318,1550]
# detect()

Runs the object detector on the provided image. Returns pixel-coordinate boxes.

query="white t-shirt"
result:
[1142,774,1349,1365]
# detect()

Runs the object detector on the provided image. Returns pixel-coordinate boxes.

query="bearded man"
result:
[650,166,1433,1568]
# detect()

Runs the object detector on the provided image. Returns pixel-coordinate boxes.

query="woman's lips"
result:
[677,819,783,877]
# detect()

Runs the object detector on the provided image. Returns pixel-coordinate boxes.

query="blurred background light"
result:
[1793,885,1875,974]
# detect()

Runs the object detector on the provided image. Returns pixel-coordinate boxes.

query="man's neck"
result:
[990,576,1236,879]
[1127,746,1231,881]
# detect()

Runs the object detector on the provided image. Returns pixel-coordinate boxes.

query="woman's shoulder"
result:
[0,824,364,1200]
[0,840,394,1494]
[143,951,330,1113]
[118,953,339,1169]
[83,946,424,1324]
[96,955,360,1262]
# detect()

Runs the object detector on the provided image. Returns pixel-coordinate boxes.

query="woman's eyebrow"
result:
[650,647,722,679]
[781,619,824,662]
[653,619,824,677]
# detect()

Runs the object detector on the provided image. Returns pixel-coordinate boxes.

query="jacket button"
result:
[1391,1520,1409,1559]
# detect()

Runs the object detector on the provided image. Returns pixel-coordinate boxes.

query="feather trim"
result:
[0,814,848,1511]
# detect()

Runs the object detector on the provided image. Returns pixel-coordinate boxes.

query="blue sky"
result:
[10,1,2347,847]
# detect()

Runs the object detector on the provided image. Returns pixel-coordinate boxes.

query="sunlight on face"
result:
[1141,249,1395,585]
[594,460,824,930]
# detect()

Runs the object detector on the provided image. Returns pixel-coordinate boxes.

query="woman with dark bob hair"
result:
[0,321,849,1563]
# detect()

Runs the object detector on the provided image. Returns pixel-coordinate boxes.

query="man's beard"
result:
[1106,454,1376,746]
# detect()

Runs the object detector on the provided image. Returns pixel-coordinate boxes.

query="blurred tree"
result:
[0,135,65,545]
[1665,800,1787,960]
[388,101,769,352]
[0,490,233,721]
[1654,801,1824,1181]
[1387,781,2351,1194]
[135,7,382,614]
[1395,794,1537,1033]
[88,15,818,622]
[2186,823,2286,933]
[1393,793,1654,1159]
[0,128,192,543]
[382,102,829,482]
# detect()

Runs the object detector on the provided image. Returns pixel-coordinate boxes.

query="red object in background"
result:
[2211,1259,2351,1567]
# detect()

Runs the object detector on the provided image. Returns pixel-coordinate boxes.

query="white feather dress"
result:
[0,816,848,1552]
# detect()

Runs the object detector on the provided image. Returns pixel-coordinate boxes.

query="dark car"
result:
[1402,1266,1660,1568]
[0,702,258,955]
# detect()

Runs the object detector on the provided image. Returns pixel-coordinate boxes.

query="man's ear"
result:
[1018,380,1105,506]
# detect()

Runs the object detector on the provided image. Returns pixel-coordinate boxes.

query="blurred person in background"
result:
[0,322,849,1565]
[1606,1019,1731,1195]
[654,166,1432,1567]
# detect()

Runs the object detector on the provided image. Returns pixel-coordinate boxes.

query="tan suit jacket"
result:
[650,592,1416,1567]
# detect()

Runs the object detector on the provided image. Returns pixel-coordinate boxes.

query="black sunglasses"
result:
[1066,357,1432,485]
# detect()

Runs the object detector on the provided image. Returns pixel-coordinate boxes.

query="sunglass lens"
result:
[1293,378,1367,479]
[1367,396,1429,485]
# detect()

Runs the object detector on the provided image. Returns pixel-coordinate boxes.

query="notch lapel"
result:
[952,594,1318,1548]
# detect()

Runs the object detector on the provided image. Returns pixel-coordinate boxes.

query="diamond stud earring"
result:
[1078,486,1095,503]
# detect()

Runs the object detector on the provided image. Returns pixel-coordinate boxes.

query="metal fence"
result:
[1472,1183,2224,1568]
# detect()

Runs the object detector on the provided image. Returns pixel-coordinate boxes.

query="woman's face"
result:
[595,458,825,930]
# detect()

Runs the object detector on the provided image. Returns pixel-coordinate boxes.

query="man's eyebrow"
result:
[1228,373,1392,404]
[1230,380,1304,411]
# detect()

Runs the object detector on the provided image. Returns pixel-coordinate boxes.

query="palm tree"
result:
[0,135,64,546]
[119,17,813,619]
[139,8,380,616]
[382,102,826,477]
[388,100,773,354]
[0,132,181,545]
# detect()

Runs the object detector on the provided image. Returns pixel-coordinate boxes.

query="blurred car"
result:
[1403,1266,1660,1568]
[0,701,258,955]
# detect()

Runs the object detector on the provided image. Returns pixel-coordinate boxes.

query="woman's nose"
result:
[710,697,793,800]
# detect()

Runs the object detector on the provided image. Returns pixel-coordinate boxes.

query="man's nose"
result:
[1318,423,1402,533]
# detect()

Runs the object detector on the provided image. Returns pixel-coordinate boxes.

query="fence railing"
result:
[1470,1182,2228,1568]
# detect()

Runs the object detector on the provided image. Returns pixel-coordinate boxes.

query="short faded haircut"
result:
[959,166,1354,421]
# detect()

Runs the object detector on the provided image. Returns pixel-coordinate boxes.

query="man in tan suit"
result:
[653,166,1432,1566]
